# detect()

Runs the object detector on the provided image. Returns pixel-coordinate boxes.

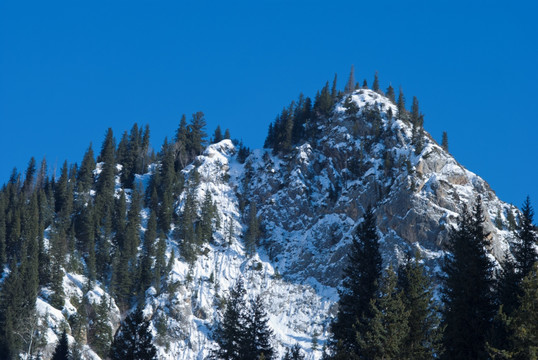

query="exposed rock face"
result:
[242,89,514,287]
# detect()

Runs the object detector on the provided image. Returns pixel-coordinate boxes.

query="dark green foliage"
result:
[224,128,231,139]
[88,295,113,358]
[513,197,538,280]
[386,84,395,103]
[51,330,70,360]
[345,65,355,94]
[502,263,538,359]
[441,197,496,360]
[109,307,157,360]
[212,279,248,360]
[199,190,215,243]
[236,141,251,164]
[174,114,190,170]
[180,189,198,263]
[398,254,441,359]
[212,279,275,360]
[397,87,406,120]
[212,125,224,144]
[244,202,260,257]
[244,295,275,360]
[187,111,208,160]
[441,131,449,152]
[283,344,305,360]
[139,209,157,295]
[356,266,409,360]
[331,206,382,357]
[372,71,380,93]
[314,81,334,119]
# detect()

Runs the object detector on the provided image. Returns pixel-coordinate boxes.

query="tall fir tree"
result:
[356,266,410,360]
[372,71,380,93]
[330,206,382,357]
[211,279,248,360]
[398,253,441,359]
[109,307,157,360]
[244,202,260,257]
[386,84,396,103]
[345,65,355,94]
[51,330,70,360]
[243,295,275,360]
[441,197,496,360]
[441,131,449,152]
[513,197,538,280]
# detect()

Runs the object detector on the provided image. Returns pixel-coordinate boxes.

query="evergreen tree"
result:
[345,65,355,94]
[283,344,305,360]
[513,197,538,280]
[213,125,224,144]
[224,128,231,139]
[386,84,396,103]
[244,202,260,257]
[314,82,334,118]
[174,114,189,170]
[244,295,274,360]
[187,111,208,159]
[398,253,441,359]
[372,71,380,93]
[199,190,215,243]
[356,266,409,360]
[397,87,406,120]
[441,131,449,152]
[211,279,248,360]
[88,295,113,358]
[502,262,538,360]
[441,197,496,360]
[109,307,157,360]
[330,206,382,357]
[51,330,70,360]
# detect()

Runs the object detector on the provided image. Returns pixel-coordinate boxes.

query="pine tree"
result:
[283,344,305,360]
[51,330,70,360]
[397,87,406,120]
[244,295,275,360]
[441,197,496,360]
[174,114,189,170]
[211,279,248,360]
[441,131,449,152]
[398,253,441,359]
[244,202,260,257]
[356,266,409,360]
[513,197,538,280]
[109,307,157,360]
[503,262,538,359]
[224,128,231,139]
[88,295,113,358]
[345,65,355,94]
[213,125,224,144]
[372,71,380,93]
[187,111,208,160]
[386,84,396,103]
[199,190,215,243]
[331,206,382,357]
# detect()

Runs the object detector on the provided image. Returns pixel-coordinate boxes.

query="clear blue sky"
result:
[1,1,537,208]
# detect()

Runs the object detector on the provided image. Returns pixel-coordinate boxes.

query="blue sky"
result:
[1,1,537,208]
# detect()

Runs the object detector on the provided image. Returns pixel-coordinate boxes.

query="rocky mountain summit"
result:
[22,89,519,359]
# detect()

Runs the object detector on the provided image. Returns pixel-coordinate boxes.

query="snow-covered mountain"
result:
[38,89,517,359]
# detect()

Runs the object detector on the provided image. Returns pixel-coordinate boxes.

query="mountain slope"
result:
[15,88,519,359]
